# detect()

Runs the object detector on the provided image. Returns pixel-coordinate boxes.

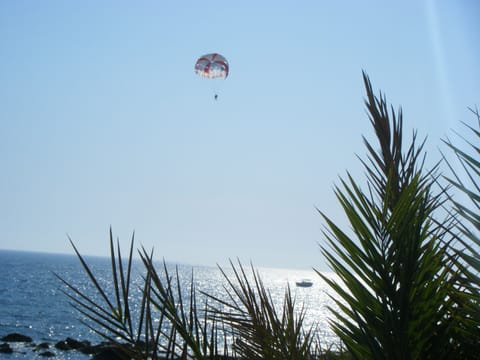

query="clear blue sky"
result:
[0,1,478,270]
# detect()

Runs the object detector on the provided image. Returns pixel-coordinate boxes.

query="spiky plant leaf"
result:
[318,73,459,359]
[139,248,227,360]
[205,260,318,360]
[442,106,480,357]
[56,229,147,358]
[56,230,176,359]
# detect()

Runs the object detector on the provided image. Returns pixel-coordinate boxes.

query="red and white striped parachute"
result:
[194,53,229,80]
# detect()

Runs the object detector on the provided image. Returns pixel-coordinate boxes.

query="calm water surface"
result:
[0,250,341,359]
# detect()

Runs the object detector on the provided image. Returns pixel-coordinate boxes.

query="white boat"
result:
[295,279,313,287]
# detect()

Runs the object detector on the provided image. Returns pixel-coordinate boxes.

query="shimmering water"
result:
[0,250,341,358]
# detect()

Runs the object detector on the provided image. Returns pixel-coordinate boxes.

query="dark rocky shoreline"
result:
[0,332,129,359]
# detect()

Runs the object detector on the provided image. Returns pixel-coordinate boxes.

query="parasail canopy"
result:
[194,53,229,80]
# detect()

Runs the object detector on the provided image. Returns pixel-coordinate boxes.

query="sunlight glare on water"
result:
[0,251,344,359]
[190,264,343,348]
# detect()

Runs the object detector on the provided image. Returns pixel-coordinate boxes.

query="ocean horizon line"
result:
[0,248,326,274]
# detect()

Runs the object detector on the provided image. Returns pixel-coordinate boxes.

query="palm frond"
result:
[318,72,459,358]
[139,248,228,360]
[205,260,318,360]
[442,106,480,356]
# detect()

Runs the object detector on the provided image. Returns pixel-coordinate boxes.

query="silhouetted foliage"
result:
[317,72,462,359]
[58,74,480,359]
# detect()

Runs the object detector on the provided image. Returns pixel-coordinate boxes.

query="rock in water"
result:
[1,333,33,342]
[0,343,13,353]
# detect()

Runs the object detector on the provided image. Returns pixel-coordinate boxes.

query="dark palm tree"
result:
[317,72,460,359]
[442,106,480,357]
[206,260,319,360]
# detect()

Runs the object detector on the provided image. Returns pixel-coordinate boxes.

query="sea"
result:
[0,249,342,359]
